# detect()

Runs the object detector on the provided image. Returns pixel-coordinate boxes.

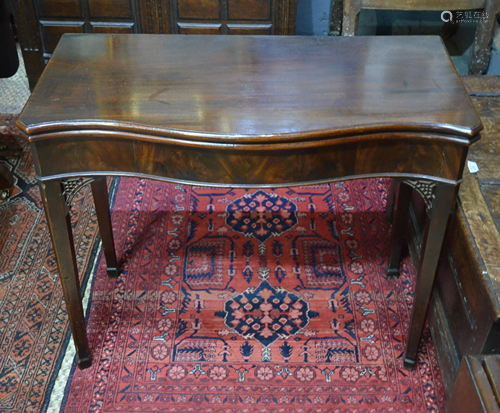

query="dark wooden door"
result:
[9,0,297,89]
[171,0,295,35]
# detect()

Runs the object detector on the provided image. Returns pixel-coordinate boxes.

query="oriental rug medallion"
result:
[60,178,447,412]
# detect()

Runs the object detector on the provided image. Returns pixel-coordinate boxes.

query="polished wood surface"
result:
[19,35,481,370]
[18,34,481,142]
[9,0,297,89]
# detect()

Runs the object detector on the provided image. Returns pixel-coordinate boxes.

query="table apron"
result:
[31,134,468,186]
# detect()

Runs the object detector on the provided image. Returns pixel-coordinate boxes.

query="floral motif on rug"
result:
[61,178,447,412]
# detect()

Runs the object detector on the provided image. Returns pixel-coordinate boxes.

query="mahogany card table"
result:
[17,34,482,370]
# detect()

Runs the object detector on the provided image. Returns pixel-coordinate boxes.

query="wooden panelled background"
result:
[9,0,297,89]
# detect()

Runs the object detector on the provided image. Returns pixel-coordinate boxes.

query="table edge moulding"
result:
[16,34,483,371]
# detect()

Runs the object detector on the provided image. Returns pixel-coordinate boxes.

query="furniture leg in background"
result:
[386,181,411,280]
[385,179,398,223]
[91,177,118,278]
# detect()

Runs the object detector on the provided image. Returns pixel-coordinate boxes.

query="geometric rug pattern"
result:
[60,177,447,412]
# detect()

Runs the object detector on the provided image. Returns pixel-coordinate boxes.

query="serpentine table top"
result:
[19,35,480,148]
[16,34,482,370]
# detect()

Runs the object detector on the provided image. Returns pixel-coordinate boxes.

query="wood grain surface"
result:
[17,34,481,143]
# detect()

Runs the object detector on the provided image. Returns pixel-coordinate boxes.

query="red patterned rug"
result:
[0,114,106,412]
[60,178,446,412]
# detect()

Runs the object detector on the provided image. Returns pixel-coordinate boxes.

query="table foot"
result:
[403,355,417,371]
[0,189,10,200]
[76,354,93,370]
[0,163,14,200]
[386,182,412,280]
[91,177,118,278]
[386,265,400,281]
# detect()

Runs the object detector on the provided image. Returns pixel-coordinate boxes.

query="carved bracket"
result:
[403,179,437,211]
[61,177,94,207]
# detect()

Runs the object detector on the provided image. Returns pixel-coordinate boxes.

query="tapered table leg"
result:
[403,183,457,370]
[0,163,14,200]
[91,177,118,278]
[386,181,412,280]
[38,179,92,369]
[385,179,398,224]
